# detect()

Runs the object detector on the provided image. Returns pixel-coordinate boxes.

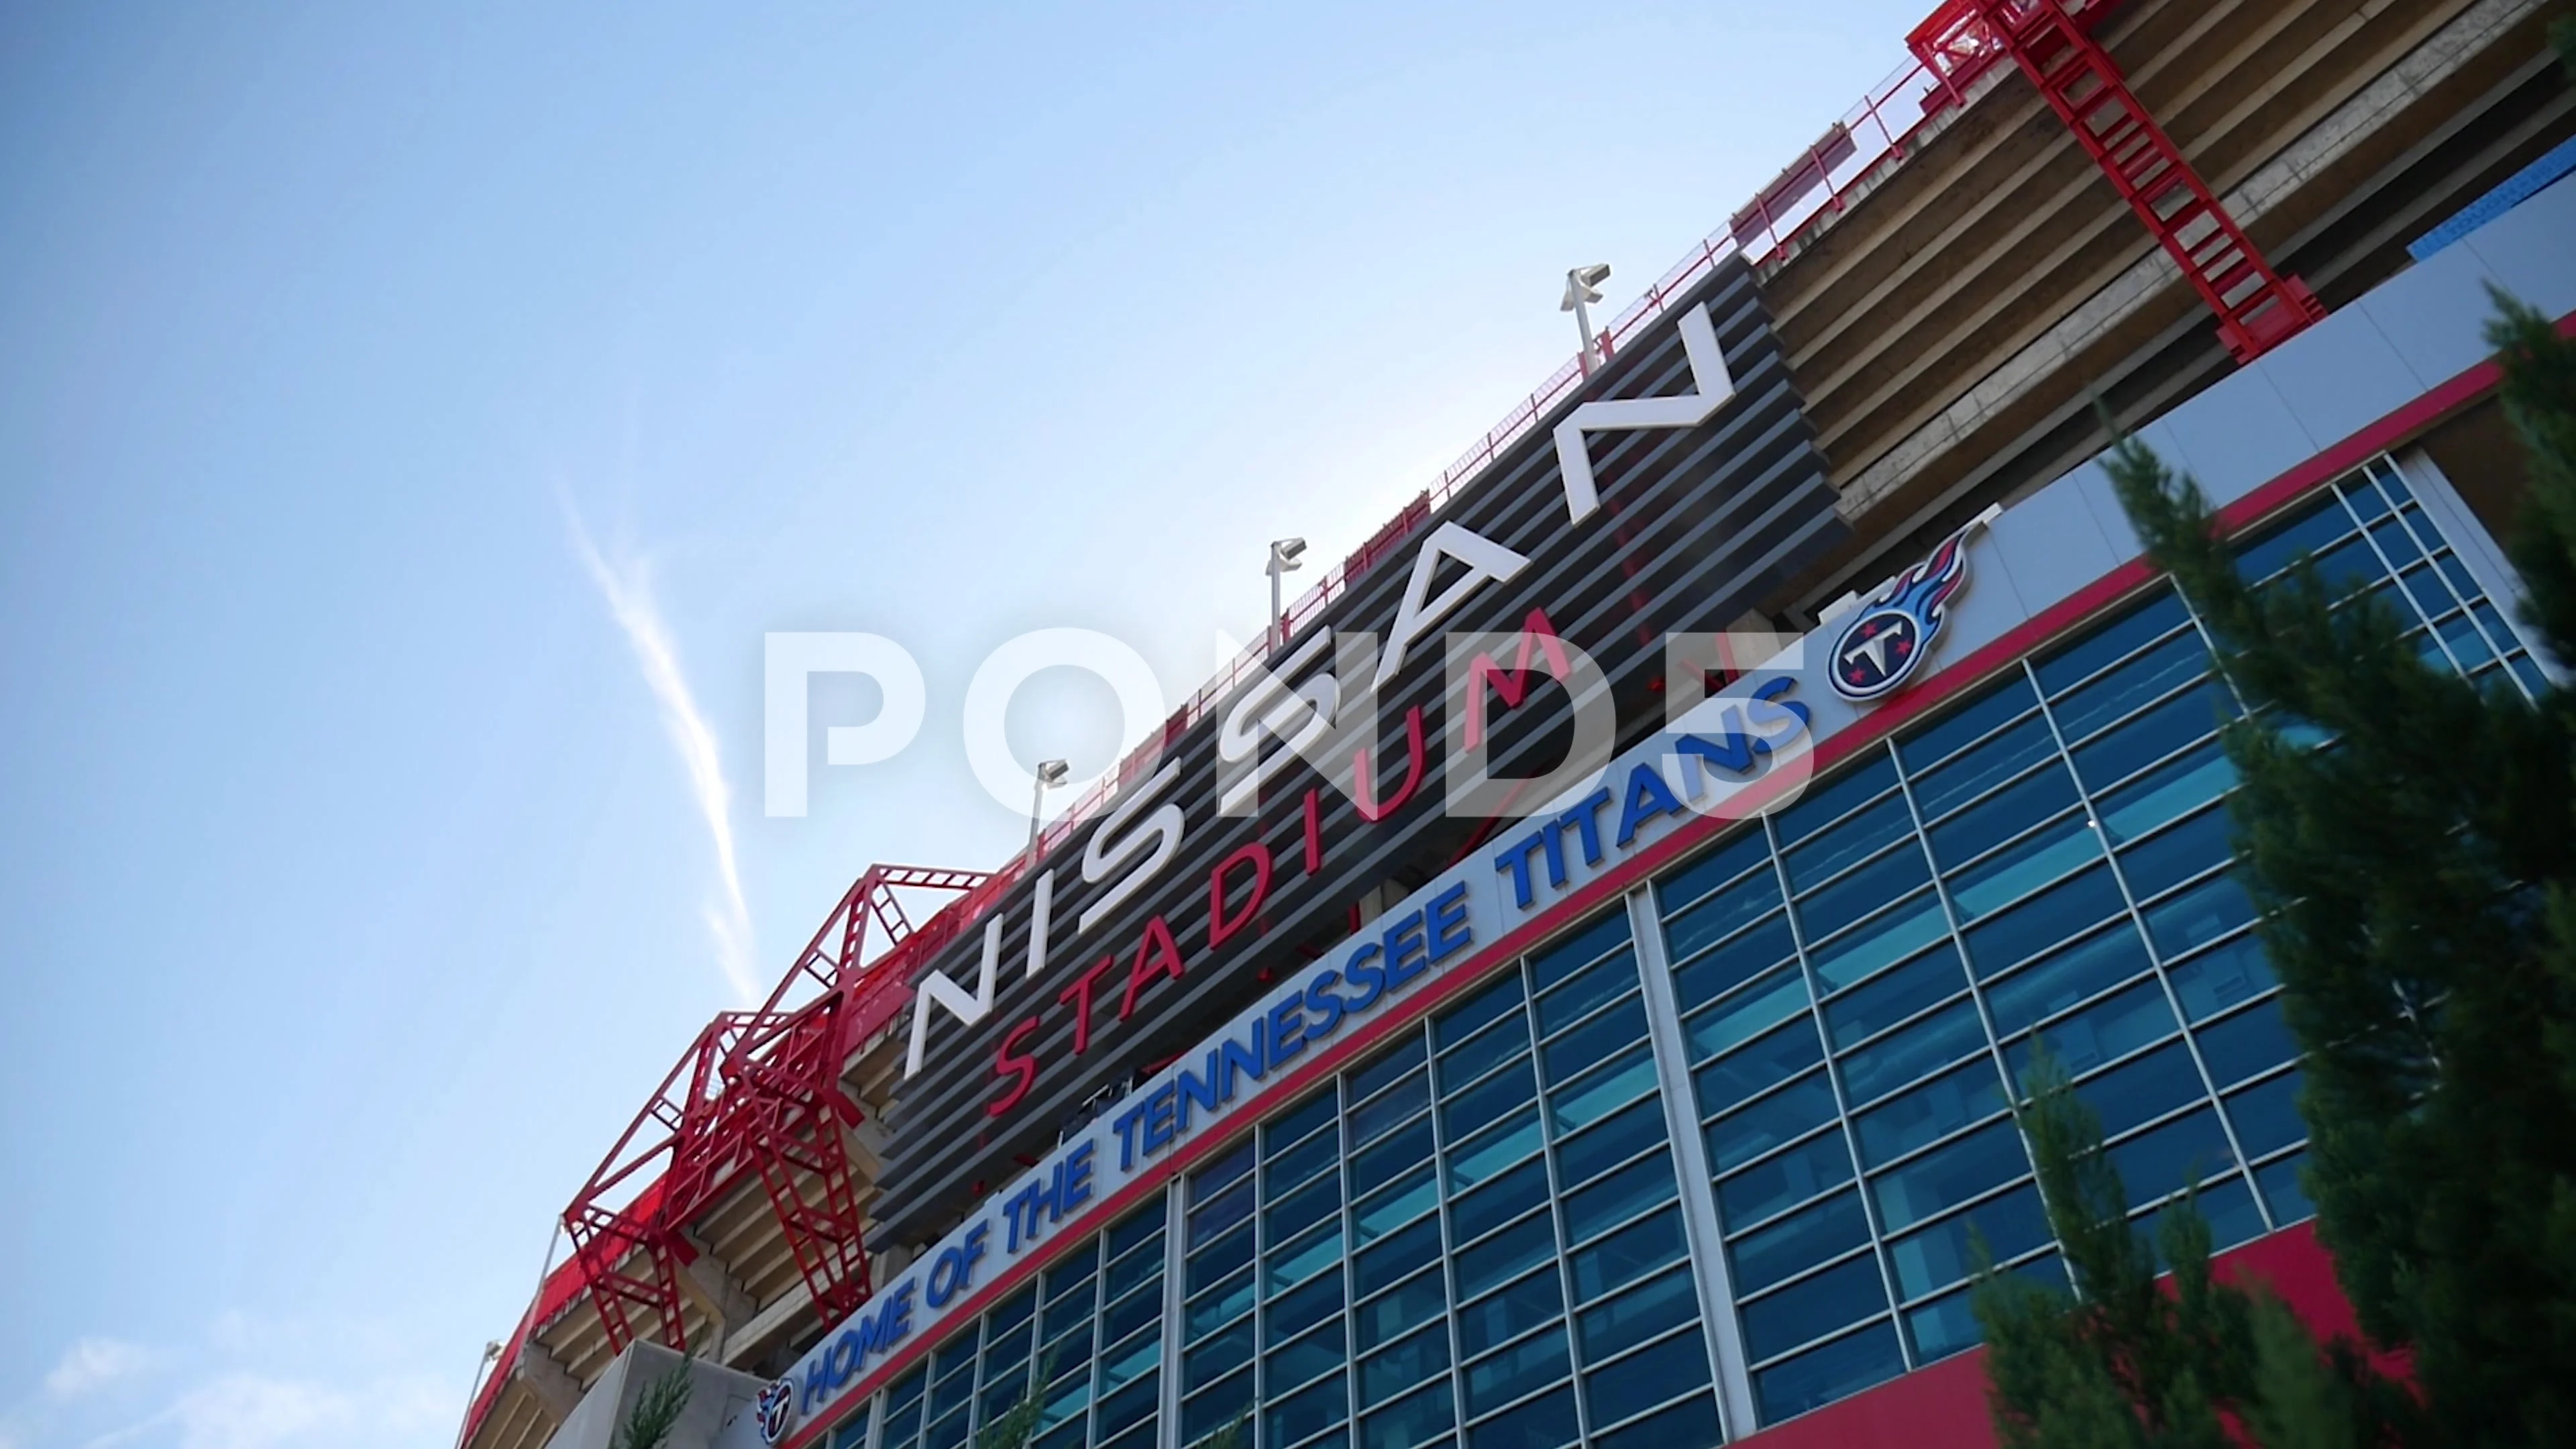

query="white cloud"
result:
[167,1375,354,1449]
[564,504,762,1004]
[46,1338,148,1399]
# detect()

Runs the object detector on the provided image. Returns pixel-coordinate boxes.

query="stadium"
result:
[457,2,2576,1448]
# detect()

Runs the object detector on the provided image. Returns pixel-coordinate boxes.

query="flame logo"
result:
[1829,515,1988,704]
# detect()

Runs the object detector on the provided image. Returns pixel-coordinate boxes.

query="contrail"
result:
[564,503,761,1006]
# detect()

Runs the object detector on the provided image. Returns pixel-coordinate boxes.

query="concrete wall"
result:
[544,1342,768,1449]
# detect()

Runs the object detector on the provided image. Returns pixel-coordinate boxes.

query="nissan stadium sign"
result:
[875,254,1848,1245]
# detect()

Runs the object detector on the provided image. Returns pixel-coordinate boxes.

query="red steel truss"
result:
[560,865,990,1354]
[1910,0,2322,362]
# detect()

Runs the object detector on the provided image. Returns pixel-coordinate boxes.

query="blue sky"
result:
[0,4,1931,1444]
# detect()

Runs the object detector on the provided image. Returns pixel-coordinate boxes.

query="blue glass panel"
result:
[1841,999,1987,1104]
[1797,845,1934,942]
[1550,1045,1658,1134]
[1904,1255,2061,1362]
[1807,890,1951,993]
[1352,1116,1436,1197]
[1458,1268,1564,1359]
[2005,979,2177,1080]
[2398,561,2456,621]
[1593,1393,1722,1449]
[1529,912,1631,989]
[2072,1041,2204,1138]
[1189,1222,1256,1293]
[1949,814,2104,921]
[1564,1153,1678,1244]
[1359,1324,1448,1409]
[1271,1090,1339,1153]
[1729,1189,1870,1295]
[1664,877,1785,967]
[1456,1213,1556,1301]
[1583,1331,1711,1426]
[1187,1269,1254,1339]
[1360,1380,1453,1449]
[1350,1069,1430,1148]
[1558,1097,1669,1187]
[1909,710,2055,821]
[1851,1055,2008,1169]
[1269,1319,1348,1391]
[1823,943,1970,1048]
[1719,1131,1854,1228]
[1775,754,1899,847]
[1268,1375,1348,1446]
[2368,515,2424,568]
[2144,871,2257,957]
[1463,1330,1572,1419]
[2257,1150,2313,1224]
[2195,1004,2298,1087]
[2106,1107,2236,1199]
[1446,1109,1544,1192]
[1692,1019,1823,1110]
[1543,996,1648,1085]
[1670,914,1796,1014]
[1465,1385,1578,1449]
[2118,805,2231,900]
[1186,1319,1255,1393]
[1886,1182,2047,1299]
[1438,974,1527,1052]
[1782,793,1915,892]
[1682,965,1810,1061]
[2226,1069,2305,1157]
[2051,631,2211,741]
[1532,951,1638,1038]
[1445,1059,1538,1140]
[1569,1208,1687,1303]
[1740,1254,1888,1360]
[1269,1174,1342,1242]
[1752,1322,1904,1422]
[1706,1072,1839,1173]
[1354,1165,1438,1245]
[1103,1280,1160,1342]
[1356,1216,1444,1301]
[1578,1265,1701,1364]
[1873,1120,2030,1231]
[2073,682,2241,791]
[1964,867,2126,975]
[1183,1367,1255,1441]
[2145,1177,2266,1260]
[1353,1269,1445,1352]
[1928,765,2080,869]
[924,1409,969,1449]
[1101,1329,1160,1391]
[1348,1036,1429,1104]
[2233,501,2353,582]
[1984,924,2154,1035]
[1193,1142,1256,1203]
[1452,1157,1551,1245]
[2097,740,2235,844]
[1191,1177,1256,1248]
[1267,1223,1343,1295]
[1900,671,2040,775]
[1442,1017,1533,1095]
[2035,590,2191,695]
[1656,830,1772,921]
[1108,1202,1163,1261]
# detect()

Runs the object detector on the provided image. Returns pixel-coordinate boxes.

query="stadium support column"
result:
[1911,0,2322,362]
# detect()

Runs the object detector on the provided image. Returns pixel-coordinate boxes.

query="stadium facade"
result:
[459,3,2576,1448]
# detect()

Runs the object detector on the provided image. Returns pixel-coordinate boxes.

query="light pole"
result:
[1266,537,1307,651]
[1027,758,1070,858]
[1562,264,1612,375]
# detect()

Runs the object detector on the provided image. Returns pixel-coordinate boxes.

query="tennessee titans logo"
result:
[1829,512,1990,704]
[757,1377,796,1444]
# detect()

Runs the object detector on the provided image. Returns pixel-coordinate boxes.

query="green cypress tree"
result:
[1974,1054,2410,1449]
[2098,288,2576,1446]
[613,1366,694,1449]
